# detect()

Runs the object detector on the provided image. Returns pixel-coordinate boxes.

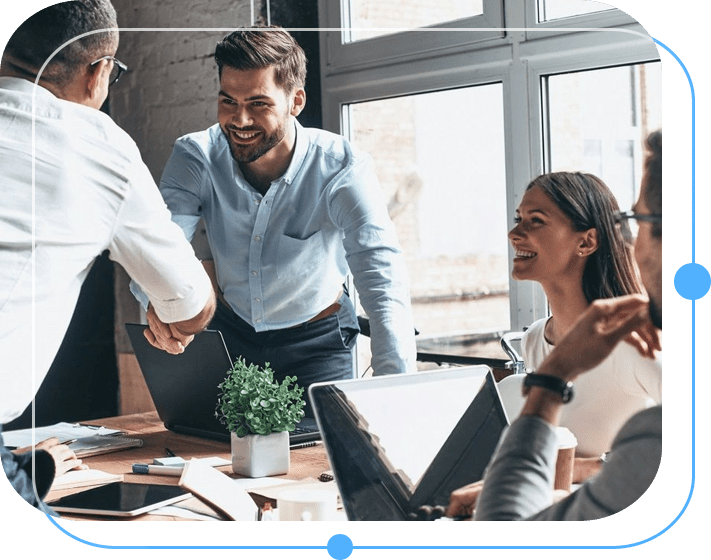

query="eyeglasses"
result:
[89,55,128,86]
[614,210,662,243]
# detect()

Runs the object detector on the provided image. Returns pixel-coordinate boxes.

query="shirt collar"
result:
[0,76,57,102]
[281,120,309,185]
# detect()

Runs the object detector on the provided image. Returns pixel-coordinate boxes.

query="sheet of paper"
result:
[51,469,122,491]
[2,422,123,448]
[179,459,259,521]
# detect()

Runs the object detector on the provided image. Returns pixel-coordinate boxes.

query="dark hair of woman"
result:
[526,171,641,303]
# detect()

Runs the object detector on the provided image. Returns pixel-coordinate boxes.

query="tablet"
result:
[47,482,190,517]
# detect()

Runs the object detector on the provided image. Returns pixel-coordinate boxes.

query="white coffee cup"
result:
[277,489,337,521]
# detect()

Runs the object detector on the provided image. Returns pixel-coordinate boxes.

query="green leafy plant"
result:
[215,357,305,437]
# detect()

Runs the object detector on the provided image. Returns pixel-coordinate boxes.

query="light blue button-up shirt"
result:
[157,121,416,375]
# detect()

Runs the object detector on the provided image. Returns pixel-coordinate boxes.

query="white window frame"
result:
[318,0,660,332]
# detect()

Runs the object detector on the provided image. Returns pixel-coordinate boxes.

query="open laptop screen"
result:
[309,366,508,520]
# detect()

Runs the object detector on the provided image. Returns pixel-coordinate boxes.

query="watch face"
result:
[562,384,573,403]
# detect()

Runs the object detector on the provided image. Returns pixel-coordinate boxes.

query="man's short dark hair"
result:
[4,0,117,87]
[643,130,662,237]
[214,26,307,92]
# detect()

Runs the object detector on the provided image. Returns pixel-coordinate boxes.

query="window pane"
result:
[538,0,614,22]
[346,0,484,43]
[347,84,510,369]
[546,62,662,231]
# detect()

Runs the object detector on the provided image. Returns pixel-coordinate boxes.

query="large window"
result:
[537,0,614,22]
[318,0,661,370]
[348,84,509,339]
[345,1,484,42]
[545,62,662,215]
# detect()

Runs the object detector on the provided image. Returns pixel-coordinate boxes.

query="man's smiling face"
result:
[217,65,297,163]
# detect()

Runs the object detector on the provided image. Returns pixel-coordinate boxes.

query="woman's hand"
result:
[34,437,86,477]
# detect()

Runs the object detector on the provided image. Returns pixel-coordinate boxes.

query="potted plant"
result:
[216,357,305,477]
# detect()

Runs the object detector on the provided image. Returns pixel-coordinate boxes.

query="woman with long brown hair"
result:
[504,171,661,461]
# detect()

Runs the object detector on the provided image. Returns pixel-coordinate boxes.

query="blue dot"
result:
[327,534,353,560]
[675,263,711,300]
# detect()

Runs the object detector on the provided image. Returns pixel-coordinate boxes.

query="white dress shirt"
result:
[0,77,212,423]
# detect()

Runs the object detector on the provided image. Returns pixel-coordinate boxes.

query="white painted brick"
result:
[110,1,255,177]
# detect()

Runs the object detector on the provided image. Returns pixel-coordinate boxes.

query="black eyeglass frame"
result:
[89,55,128,86]
[614,210,662,225]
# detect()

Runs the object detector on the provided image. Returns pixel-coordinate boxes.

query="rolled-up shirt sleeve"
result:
[109,157,212,324]
[329,158,417,375]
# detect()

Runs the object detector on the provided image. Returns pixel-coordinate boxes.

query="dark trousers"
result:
[208,290,359,418]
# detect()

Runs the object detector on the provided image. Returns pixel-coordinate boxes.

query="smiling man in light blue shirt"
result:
[143,27,416,413]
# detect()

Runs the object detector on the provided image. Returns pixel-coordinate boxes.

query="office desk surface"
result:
[46,412,331,521]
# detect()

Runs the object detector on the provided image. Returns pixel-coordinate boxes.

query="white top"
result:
[0,77,212,424]
[499,316,662,457]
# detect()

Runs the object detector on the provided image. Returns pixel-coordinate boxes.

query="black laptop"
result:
[125,323,320,445]
[309,366,508,520]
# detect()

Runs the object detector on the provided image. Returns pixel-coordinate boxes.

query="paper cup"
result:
[554,427,578,491]
[277,489,337,521]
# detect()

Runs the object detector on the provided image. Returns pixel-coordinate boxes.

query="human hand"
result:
[35,438,86,477]
[144,304,194,354]
[624,319,661,359]
[572,456,603,484]
[538,294,652,383]
[445,479,484,519]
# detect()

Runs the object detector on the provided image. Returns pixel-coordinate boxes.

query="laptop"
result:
[125,323,320,445]
[309,366,508,520]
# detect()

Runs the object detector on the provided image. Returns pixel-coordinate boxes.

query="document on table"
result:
[2,422,124,448]
[51,469,123,491]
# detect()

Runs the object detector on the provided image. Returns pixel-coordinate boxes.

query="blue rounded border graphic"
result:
[12,12,696,560]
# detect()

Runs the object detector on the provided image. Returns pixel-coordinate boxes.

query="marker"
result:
[132,463,184,476]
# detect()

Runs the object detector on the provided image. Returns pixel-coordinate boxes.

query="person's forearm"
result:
[519,386,565,425]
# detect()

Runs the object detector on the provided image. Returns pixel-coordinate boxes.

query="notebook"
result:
[309,366,509,521]
[125,324,320,445]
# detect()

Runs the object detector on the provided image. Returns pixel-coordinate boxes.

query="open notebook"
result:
[309,366,508,521]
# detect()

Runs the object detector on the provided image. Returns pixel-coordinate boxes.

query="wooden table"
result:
[45,412,331,520]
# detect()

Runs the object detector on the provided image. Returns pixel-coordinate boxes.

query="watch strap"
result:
[523,373,574,403]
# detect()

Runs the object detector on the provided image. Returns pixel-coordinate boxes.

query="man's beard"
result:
[221,122,287,164]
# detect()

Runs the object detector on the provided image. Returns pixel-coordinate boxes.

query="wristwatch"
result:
[522,373,574,403]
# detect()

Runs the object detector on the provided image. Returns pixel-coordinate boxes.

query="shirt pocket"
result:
[276,230,325,278]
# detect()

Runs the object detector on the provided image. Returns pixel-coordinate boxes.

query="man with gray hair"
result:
[0,0,215,509]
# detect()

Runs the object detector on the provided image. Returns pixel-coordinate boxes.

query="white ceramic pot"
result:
[231,431,290,477]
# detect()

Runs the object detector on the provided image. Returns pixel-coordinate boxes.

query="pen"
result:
[132,463,184,476]
[290,440,321,450]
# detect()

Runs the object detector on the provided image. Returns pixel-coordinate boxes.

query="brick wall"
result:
[108,2,256,403]
[110,0,255,182]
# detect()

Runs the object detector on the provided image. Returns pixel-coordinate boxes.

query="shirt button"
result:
[255,298,261,302]
[254,236,261,242]
[251,271,258,276]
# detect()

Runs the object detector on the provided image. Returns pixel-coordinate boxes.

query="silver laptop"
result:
[125,323,320,445]
[309,366,508,520]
